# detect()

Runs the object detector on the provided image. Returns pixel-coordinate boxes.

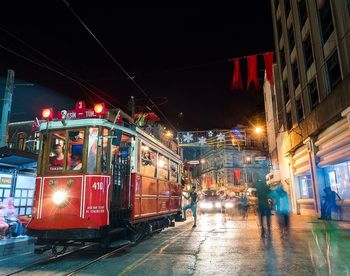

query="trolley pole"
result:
[0,69,15,147]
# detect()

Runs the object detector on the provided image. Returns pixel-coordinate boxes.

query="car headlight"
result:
[224,202,234,208]
[52,190,69,206]
[215,202,222,209]
[200,202,213,209]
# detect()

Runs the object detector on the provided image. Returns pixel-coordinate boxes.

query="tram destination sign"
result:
[57,101,101,120]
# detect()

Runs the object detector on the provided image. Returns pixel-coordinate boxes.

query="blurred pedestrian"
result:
[183,186,199,227]
[241,193,249,220]
[5,197,23,237]
[319,187,341,220]
[272,186,291,238]
[255,180,272,238]
[0,202,9,239]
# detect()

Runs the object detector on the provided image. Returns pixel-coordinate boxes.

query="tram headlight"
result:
[215,202,222,209]
[224,202,234,209]
[52,190,68,206]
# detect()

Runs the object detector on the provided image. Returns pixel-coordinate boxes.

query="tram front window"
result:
[67,130,84,171]
[47,129,84,173]
[48,131,65,171]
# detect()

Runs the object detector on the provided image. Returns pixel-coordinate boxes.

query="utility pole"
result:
[0,69,15,147]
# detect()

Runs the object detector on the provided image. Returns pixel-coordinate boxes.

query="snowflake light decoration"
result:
[208,130,214,137]
[198,136,207,146]
[183,132,194,143]
[216,133,225,142]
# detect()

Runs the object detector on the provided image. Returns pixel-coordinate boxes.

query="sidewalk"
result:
[0,236,36,257]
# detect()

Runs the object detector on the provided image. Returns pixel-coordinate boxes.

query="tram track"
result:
[2,243,97,276]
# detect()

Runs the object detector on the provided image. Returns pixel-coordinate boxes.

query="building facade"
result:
[199,128,269,195]
[269,0,350,219]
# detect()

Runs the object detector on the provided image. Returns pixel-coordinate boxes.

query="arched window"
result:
[17,132,27,151]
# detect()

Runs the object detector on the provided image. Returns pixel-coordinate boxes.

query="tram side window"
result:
[170,160,178,183]
[66,130,84,171]
[157,154,169,180]
[141,144,156,178]
[87,127,99,173]
[101,128,109,173]
[48,131,66,172]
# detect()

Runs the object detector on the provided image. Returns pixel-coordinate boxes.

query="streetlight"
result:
[200,158,206,164]
[255,127,263,134]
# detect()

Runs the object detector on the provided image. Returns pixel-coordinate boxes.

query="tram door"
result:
[110,135,132,226]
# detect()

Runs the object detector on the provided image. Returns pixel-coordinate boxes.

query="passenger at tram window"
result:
[70,155,82,170]
[49,144,64,169]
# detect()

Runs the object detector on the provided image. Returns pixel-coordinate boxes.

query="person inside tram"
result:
[70,154,82,170]
[49,144,64,169]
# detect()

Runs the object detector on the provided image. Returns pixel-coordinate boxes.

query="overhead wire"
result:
[0,42,120,110]
[62,0,177,131]
[0,26,127,110]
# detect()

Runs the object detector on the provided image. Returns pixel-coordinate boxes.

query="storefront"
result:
[292,145,316,215]
[316,116,350,220]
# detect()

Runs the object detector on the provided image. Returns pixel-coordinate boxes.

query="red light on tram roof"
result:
[42,108,53,120]
[94,103,105,115]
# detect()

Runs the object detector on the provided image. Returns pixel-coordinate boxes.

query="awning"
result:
[0,147,37,171]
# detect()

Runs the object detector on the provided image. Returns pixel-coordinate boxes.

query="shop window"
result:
[303,35,314,69]
[288,25,295,51]
[298,0,307,27]
[296,97,304,122]
[299,175,313,199]
[292,61,299,89]
[308,78,319,110]
[157,154,169,180]
[101,128,109,173]
[318,0,334,43]
[170,160,179,183]
[87,128,98,173]
[48,131,65,172]
[283,79,290,104]
[141,144,156,178]
[325,162,350,199]
[326,50,341,91]
[286,111,293,130]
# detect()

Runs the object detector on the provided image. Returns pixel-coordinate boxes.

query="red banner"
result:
[232,58,243,90]
[263,52,274,86]
[246,55,260,90]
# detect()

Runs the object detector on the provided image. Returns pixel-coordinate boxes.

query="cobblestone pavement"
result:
[1,212,350,276]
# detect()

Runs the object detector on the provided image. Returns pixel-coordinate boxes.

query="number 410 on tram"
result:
[27,101,183,247]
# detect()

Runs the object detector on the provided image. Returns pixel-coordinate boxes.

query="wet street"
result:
[1,212,350,276]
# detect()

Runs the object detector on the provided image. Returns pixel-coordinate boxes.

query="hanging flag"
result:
[263,52,274,85]
[246,55,260,90]
[232,58,243,90]
[234,168,241,183]
[31,117,40,133]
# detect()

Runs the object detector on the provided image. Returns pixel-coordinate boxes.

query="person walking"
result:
[272,186,291,238]
[241,193,249,220]
[255,180,272,238]
[183,186,199,228]
[319,187,341,220]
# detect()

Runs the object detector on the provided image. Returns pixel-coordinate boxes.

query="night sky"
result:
[0,2,273,130]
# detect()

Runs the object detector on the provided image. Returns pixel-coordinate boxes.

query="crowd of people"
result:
[0,197,24,240]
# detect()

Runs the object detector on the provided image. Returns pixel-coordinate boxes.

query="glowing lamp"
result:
[52,190,69,206]
[94,103,105,115]
[255,127,263,134]
[42,108,53,120]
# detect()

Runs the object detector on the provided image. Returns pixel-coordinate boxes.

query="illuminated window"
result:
[48,131,66,172]
[101,128,109,173]
[170,161,178,183]
[141,144,156,178]
[299,175,313,199]
[87,128,98,173]
[157,154,169,180]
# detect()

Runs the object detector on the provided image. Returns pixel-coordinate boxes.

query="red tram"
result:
[27,101,183,247]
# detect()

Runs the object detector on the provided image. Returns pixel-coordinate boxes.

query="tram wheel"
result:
[52,245,67,256]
